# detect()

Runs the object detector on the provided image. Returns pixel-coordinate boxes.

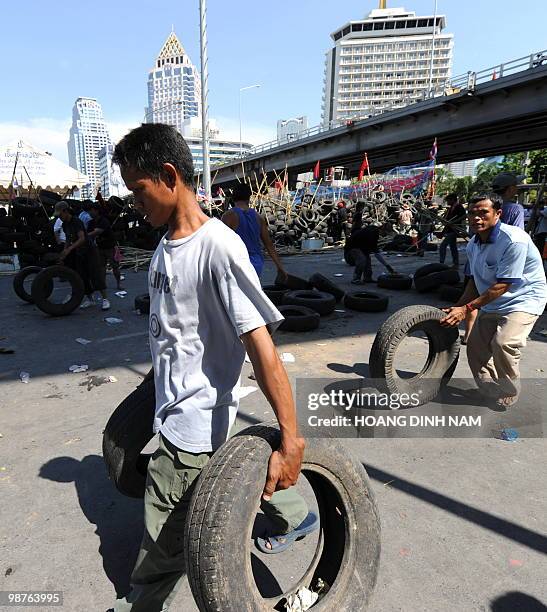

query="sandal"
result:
[255,512,319,554]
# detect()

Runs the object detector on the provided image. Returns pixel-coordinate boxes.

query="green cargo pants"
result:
[113,434,308,612]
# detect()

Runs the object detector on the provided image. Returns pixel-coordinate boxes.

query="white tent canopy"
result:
[0,140,89,192]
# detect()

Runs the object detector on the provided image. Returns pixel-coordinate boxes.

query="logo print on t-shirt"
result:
[150,269,172,294]
[150,313,162,338]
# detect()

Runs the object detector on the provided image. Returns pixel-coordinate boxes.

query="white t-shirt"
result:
[53,218,66,243]
[149,218,283,453]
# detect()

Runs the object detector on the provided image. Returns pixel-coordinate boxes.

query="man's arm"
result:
[241,326,305,500]
[440,277,511,326]
[259,216,287,279]
[59,230,86,261]
[221,209,239,231]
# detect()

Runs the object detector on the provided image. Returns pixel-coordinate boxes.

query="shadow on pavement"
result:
[39,455,143,597]
[364,463,547,555]
[490,591,547,611]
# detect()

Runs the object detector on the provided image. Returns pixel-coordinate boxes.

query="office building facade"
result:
[145,31,201,128]
[446,159,477,178]
[277,117,308,142]
[67,97,111,198]
[322,7,453,126]
[98,144,130,198]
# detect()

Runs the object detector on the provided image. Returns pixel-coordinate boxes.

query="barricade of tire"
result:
[261,285,289,306]
[369,305,460,405]
[13,266,52,303]
[308,273,345,302]
[135,294,150,314]
[376,273,412,290]
[102,382,381,611]
[413,263,460,293]
[282,290,336,316]
[277,305,320,332]
[30,265,84,316]
[344,291,389,312]
[275,272,313,291]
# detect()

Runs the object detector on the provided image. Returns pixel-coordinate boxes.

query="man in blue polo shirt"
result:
[492,171,525,229]
[441,193,546,407]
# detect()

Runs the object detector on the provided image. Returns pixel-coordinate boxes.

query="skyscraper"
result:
[67,97,111,199]
[98,144,130,198]
[145,31,201,128]
[322,6,453,126]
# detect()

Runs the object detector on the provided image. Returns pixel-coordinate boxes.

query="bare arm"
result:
[241,326,305,500]
[60,230,86,260]
[221,209,239,231]
[259,216,287,278]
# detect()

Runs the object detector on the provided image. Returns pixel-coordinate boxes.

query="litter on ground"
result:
[105,317,123,325]
[281,352,296,363]
[75,338,92,345]
[69,364,89,373]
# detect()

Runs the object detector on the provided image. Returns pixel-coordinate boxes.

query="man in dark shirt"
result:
[55,201,109,310]
[88,202,122,292]
[345,222,394,283]
[439,193,466,268]
[492,172,525,229]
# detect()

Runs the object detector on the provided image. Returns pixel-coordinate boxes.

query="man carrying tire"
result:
[111,124,314,611]
[440,193,546,407]
[87,201,123,293]
[345,222,395,284]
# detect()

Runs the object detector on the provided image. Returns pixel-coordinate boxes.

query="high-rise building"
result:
[145,31,201,128]
[67,97,111,199]
[446,159,477,178]
[322,6,453,126]
[98,144,130,198]
[277,117,308,142]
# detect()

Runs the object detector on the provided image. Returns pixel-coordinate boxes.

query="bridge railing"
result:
[211,48,547,169]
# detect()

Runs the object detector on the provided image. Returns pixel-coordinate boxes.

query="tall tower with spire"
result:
[145,31,201,129]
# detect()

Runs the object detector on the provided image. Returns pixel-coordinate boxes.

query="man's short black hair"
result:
[469,193,503,211]
[232,182,252,201]
[112,123,195,189]
[446,193,458,202]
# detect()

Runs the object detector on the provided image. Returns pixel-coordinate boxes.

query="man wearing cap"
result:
[492,171,526,229]
[440,193,546,407]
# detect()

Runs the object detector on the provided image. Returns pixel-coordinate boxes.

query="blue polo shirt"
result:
[500,201,524,229]
[466,222,547,315]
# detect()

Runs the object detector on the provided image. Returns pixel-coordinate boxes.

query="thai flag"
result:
[429,138,438,160]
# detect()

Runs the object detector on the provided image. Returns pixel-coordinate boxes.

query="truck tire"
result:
[413,263,449,280]
[135,293,150,314]
[184,423,381,612]
[102,379,155,498]
[13,266,52,303]
[282,290,336,316]
[439,284,464,303]
[278,305,320,332]
[377,273,412,290]
[344,291,388,312]
[369,305,460,405]
[261,285,288,306]
[275,272,313,291]
[414,269,460,293]
[309,273,345,302]
[30,265,84,316]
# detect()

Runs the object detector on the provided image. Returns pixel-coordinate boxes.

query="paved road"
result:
[0,247,545,611]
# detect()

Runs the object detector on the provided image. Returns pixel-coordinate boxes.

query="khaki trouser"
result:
[466,311,538,398]
[114,434,308,612]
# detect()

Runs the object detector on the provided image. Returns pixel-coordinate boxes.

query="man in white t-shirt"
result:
[111,124,315,611]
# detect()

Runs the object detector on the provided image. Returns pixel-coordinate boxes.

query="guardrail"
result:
[212,49,547,169]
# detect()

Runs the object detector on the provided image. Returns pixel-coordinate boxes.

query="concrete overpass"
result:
[210,63,547,187]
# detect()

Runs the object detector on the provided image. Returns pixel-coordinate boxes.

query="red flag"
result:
[313,160,320,180]
[358,153,369,181]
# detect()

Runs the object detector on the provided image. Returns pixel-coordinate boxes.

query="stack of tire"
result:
[413,263,461,297]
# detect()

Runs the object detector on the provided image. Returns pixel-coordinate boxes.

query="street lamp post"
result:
[239,84,260,156]
[199,0,211,203]
[427,0,439,97]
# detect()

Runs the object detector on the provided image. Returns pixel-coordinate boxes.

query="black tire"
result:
[0,231,28,245]
[39,190,62,206]
[369,305,460,405]
[309,273,345,302]
[377,273,412,290]
[13,266,52,303]
[413,263,449,280]
[0,217,17,229]
[102,379,155,498]
[12,198,41,217]
[275,272,313,291]
[344,291,388,312]
[261,284,288,306]
[424,243,438,252]
[278,305,320,332]
[30,265,84,316]
[414,269,460,293]
[439,284,464,303]
[282,289,336,316]
[184,423,381,612]
[135,293,150,314]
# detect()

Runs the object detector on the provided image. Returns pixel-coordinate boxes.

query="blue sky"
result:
[1,0,545,162]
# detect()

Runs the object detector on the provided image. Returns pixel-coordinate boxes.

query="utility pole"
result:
[427,0,439,97]
[199,0,211,202]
